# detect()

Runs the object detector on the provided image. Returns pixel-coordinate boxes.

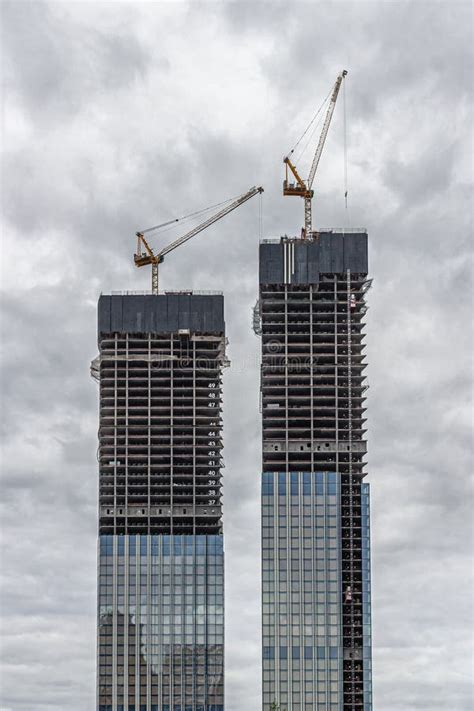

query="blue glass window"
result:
[290,473,299,495]
[315,472,324,495]
[262,472,274,495]
[302,472,311,495]
[327,472,337,495]
[263,646,275,659]
[278,473,286,495]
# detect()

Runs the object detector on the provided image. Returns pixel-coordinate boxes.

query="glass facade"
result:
[98,534,224,711]
[262,471,343,710]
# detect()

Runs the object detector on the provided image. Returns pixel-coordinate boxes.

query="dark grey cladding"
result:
[98,293,225,336]
[259,232,368,285]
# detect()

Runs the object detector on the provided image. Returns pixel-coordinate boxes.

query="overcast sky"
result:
[0,1,473,709]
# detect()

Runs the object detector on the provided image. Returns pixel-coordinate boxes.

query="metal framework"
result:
[97,329,227,536]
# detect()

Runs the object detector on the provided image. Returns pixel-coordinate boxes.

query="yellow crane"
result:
[134,185,264,293]
[283,69,347,239]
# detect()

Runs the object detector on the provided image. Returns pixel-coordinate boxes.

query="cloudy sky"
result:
[0,1,472,709]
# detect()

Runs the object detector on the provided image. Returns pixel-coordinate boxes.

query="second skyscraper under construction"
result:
[257,232,372,710]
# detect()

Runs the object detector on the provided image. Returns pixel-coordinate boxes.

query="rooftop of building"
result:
[103,289,223,296]
[261,228,367,244]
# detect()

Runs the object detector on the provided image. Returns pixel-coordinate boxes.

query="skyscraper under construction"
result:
[93,292,227,711]
[256,232,372,710]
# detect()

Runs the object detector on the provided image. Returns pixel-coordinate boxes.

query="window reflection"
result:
[98,534,224,710]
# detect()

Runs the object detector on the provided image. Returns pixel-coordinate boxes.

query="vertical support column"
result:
[135,541,141,711]
[310,471,317,711]
[284,284,289,473]
[148,335,152,535]
[124,536,129,705]
[334,277,339,476]
[286,471,291,705]
[346,268,355,711]
[193,340,196,536]
[170,535,174,707]
[283,284,289,703]
[112,535,118,711]
[170,336,174,535]
[96,538,100,711]
[158,536,163,711]
[337,473,343,706]
[273,475,280,704]
[125,334,129,535]
[323,472,330,706]
[335,275,343,710]
[179,539,185,711]
[298,472,305,709]
[114,333,118,535]
[361,484,372,710]
[192,535,197,710]
[146,535,151,711]
[204,538,209,710]
[310,286,314,472]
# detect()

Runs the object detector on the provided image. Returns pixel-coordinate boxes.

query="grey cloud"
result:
[1,1,150,123]
[1,1,472,710]
[384,141,458,204]
[218,0,292,32]
[249,1,473,115]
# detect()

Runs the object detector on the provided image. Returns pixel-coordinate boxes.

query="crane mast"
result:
[283,69,347,239]
[134,185,264,293]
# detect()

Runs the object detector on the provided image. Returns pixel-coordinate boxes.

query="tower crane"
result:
[134,185,264,293]
[283,69,347,239]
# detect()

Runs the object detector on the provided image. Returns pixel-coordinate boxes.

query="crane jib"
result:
[133,185,264,293]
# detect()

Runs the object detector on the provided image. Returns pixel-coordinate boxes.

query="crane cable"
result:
[294,106,327,167]
[343,76,348,209]
[139,191,244,240]
[285,87,332,162]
